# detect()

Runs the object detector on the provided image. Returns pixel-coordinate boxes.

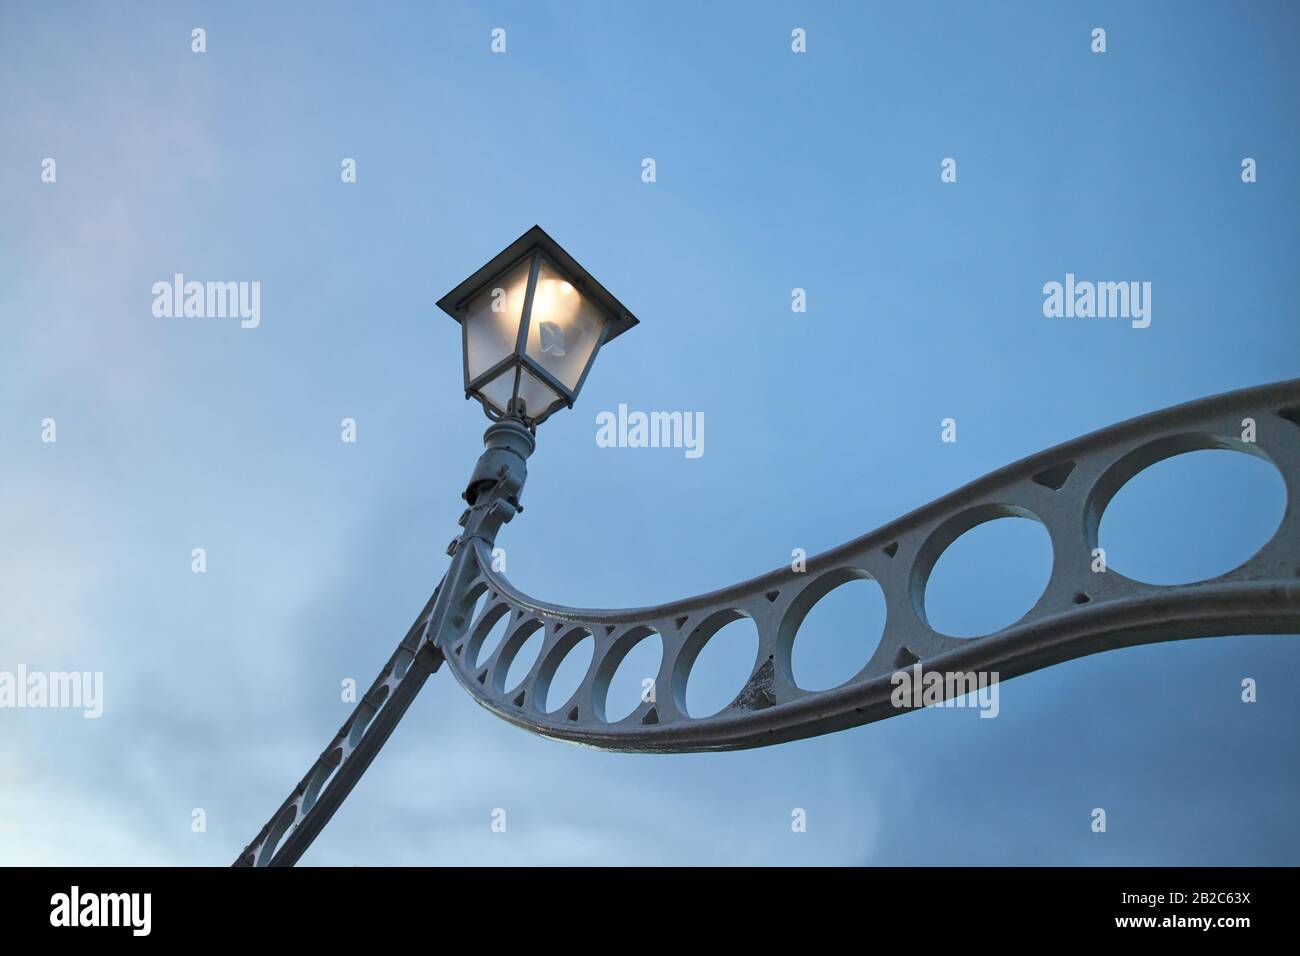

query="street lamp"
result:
[235,227,643,866]
[436,225,639,427]
[237,226,1300,867]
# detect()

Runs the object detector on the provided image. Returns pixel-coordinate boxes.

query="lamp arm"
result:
[440,380,1300,753]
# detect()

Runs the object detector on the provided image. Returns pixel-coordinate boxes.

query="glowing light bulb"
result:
[539,320,566,356]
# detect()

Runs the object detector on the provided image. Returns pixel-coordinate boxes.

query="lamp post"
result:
[235,226,638,866]
[237,228,1300,866]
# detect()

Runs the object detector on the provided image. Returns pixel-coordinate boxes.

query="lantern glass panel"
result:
[478,367,517,415]
[516,366,565,420]
[523,259,608,393]
[463,257,531,383]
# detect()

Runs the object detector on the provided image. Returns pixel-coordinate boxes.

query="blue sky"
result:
[1,0,1297,864]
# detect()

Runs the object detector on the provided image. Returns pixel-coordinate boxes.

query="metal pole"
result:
[234,416,533,866]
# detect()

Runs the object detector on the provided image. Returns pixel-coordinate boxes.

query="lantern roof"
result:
[436,225,639,343]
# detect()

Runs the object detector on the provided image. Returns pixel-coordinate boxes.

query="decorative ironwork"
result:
[238,379,1300,864]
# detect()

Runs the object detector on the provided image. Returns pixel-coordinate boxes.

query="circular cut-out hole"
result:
[258,808,297,866]
[456,591,487,640]
[605,631,663,722]
[504,629,543,694]
[685,617,759,717]
[464,591,486,624]
[475,612,510,668]
[545,631,594,713]
[1099,449,1285,585]
[924,516,1053,637]
[392,647,415,680]
[791,578,887,690]
[301,750,341,813]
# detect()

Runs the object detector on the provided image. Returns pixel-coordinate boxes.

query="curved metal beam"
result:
[440,379,1300,753]
[237,382,1299,864]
